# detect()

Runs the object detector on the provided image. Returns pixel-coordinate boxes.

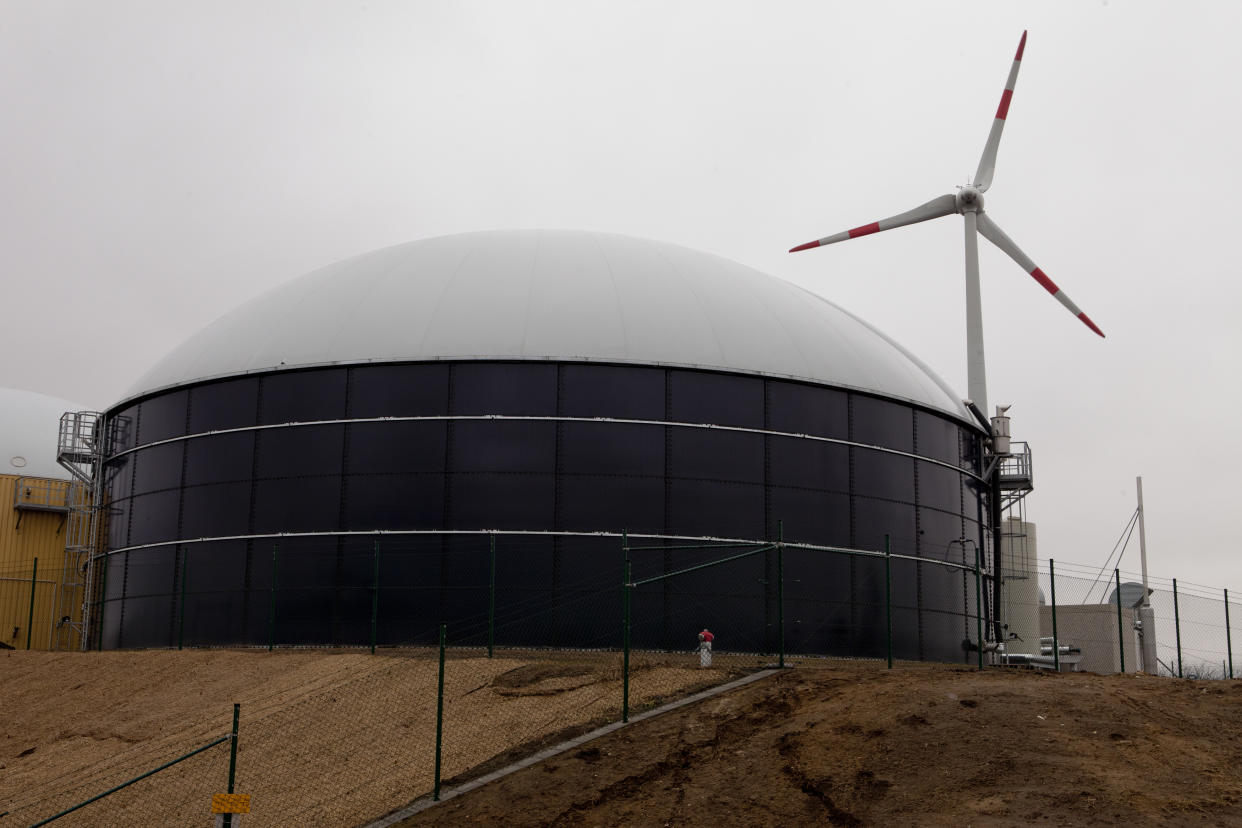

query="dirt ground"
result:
[5,652,1242,826]
[406,660,1242,827]
[0,648,748,827]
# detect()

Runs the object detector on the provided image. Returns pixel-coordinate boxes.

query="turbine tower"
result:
[789,31,1103,414]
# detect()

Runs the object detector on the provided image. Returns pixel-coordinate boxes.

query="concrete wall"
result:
[1041,604,1138,674]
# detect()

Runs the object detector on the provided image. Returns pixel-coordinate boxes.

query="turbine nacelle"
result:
[955,187,984,213]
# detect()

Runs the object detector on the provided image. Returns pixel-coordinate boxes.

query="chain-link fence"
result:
[0,559,73,652]
[997,557,1239,678]
[16,530,1242,825]
[1,713,234,826]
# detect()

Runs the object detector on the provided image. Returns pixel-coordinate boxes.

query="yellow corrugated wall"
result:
[0,474,79,650]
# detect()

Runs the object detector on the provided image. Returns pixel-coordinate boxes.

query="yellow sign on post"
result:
[211,793,251,814]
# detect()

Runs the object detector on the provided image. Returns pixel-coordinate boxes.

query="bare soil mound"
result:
[405,661,1242,827]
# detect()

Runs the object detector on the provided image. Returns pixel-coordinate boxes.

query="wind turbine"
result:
[789,31,1103,415]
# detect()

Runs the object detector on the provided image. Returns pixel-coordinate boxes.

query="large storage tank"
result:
[96,230,991,658]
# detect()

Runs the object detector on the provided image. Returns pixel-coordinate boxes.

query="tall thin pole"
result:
[1049,559,1059,671]
[25,557,38,650]
[370,541,380,655]
[224,703,240,828]
[623,557,631,723]
[1114,568,1125,674]
[433,623,446,801]
[268,545,278,652]
[777,520,785,670]
[962,210,988,413]
[974,545,983,670]
[884,535,892,669]
[488,533,496,658]
[1136,477,1150,607]
[178,547,188,651]
[96,552,108,651]
[1173,578,1183,678]
[1226,588,1233,680]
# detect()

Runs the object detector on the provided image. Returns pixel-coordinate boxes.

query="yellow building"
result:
[1,387,89,650]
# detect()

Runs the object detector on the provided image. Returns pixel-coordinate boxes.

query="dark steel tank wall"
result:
[99,362,989,659]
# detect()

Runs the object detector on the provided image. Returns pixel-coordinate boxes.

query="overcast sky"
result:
[3,1,1238,595]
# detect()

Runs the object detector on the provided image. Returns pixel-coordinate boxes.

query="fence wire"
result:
[12,533,1242,826]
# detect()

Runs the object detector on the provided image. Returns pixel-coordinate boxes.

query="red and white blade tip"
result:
[789,240,820,253]
[1015,30,1027,61]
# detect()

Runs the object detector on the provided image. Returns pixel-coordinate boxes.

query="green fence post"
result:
[1226,588,1233,680]
[223,702,240,828]
[623,555,632,724]
[1115,568,1125,674]
[25,557,38,650]
[268,545,279,652]
[1173,578,1183,678]
[97,552,108,651]
[884,535,892,669]
[371,541,380,655]
[777,520,785,670]
[1049,559,1059,671]
[974,546,983,670]
[488,533,496,659]
[178,547,188,651]
[433,623,446,801]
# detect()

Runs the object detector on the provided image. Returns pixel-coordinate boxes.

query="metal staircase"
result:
[53,412,104,651]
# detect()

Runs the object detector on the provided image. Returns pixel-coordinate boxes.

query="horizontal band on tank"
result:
[97,528,980,574]
[106,413,983,481]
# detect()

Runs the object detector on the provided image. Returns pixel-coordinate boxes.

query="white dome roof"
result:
[121,230,970,420]
[1,387,88,479]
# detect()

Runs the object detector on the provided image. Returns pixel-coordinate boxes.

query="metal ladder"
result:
[53,412,103,651]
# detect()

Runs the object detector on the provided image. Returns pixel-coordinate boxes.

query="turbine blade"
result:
[974,30,1027,193]
[789,194,958,253]
[976,212,1105,337]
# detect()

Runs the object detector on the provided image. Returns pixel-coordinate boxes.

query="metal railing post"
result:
[1049,559,1059,671]
[488,533,496,658]
[370,541,380,655]
[268,545,278,652]
[178,547,188,651]
[1115,568,1125,674]
[1173,578,1183,678]
[1226,588,1233,680]
[433,623,446,801]
[777,520,785,670]
[974,546,983,670]
[26,557,38,650]
[884,535,892,669]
